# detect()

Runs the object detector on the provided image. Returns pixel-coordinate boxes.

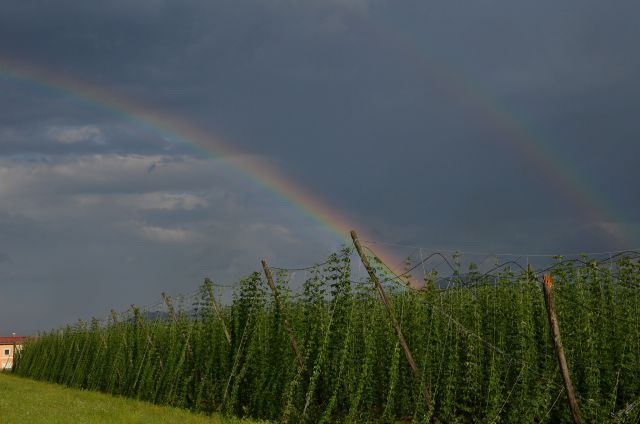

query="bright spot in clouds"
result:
[47,125,105,145]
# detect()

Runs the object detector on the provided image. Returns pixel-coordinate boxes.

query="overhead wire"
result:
[364,238,640,258]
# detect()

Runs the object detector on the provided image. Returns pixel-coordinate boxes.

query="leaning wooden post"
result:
[261,259,304,369]
[351,230,432,409]
[542,274,582,424]
[161,292,177,323]
[110,309,119,324]
[204,278,232,346]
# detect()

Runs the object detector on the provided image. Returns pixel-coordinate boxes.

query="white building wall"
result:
[1,344,18,370]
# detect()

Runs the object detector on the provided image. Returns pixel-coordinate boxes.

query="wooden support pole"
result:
[542,274,582,424]
[350,230,432,409]
[204,278,232,346]
[161,292,177,323]
[261,259,304,369]
[131,303,165,371]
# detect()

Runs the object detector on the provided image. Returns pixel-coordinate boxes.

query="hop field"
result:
[13,249,640,423]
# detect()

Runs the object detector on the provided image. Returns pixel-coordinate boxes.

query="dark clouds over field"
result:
[1,0,639,334]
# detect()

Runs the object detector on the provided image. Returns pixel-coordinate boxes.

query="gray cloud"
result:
[0,0,639,334]
[0,154,338,334]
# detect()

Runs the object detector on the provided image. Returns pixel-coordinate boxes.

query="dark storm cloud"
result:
[0,154,338,334]
[1,0,639,333]
[0,252,12,264]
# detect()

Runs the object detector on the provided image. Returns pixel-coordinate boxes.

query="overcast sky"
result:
[1,0,639,334]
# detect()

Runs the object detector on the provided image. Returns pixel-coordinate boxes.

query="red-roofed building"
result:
[1,334,29,370]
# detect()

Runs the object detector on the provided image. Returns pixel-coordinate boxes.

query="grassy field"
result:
[0,372,262,424]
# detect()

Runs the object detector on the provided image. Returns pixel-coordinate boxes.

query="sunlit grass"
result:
[0,372,264,424]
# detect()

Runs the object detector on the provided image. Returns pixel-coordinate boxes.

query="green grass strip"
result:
[0,372,266,424]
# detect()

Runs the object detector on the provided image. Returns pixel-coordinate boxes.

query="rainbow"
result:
[0,57,407,269]
[370,23,631,248]
[0,54,632,273]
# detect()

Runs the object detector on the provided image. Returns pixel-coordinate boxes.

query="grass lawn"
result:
[0,372,264,424]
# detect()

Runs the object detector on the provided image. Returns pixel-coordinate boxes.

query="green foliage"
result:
[0,372,264,424]
[12,253,640,423]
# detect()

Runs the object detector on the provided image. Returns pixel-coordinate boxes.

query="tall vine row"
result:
[13,251,640,423]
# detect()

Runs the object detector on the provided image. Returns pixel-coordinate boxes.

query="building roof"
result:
[0,336,29,345]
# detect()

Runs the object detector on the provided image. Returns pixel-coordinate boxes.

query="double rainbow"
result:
[0,56,630,274]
